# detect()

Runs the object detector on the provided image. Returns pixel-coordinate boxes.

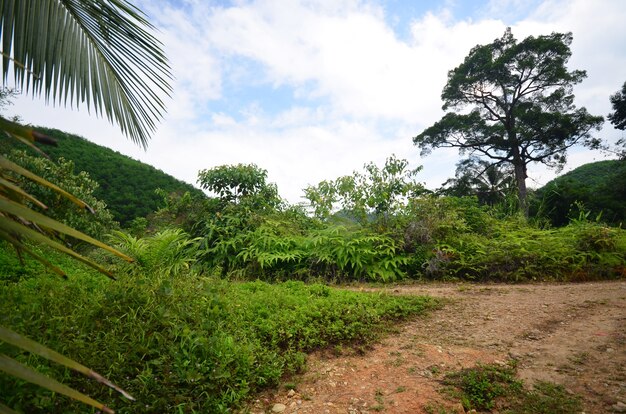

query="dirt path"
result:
[248,281,626,413]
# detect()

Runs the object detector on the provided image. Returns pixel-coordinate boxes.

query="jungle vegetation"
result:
[0,4,624,412]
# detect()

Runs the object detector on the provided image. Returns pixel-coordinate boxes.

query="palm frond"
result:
[0,0,172,147]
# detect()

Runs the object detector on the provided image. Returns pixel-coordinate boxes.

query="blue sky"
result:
[9,0,626,203]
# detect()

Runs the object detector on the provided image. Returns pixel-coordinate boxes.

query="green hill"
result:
[533,159,626,226]
[5,127,205,225]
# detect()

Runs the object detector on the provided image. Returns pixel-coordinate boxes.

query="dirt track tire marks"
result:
[246,281,626,414]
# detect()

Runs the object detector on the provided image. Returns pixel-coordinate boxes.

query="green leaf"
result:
[0,354,114,414]
[0,196,133,262]
[0,155,92,212]
[0,215,116,278]
[0,0,172,147]
[0,326,134,401]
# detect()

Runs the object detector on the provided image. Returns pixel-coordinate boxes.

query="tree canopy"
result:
[608,81,626,131]
[304,155,424,228]
[197,163,281,210]
[413,28,604,213]
[608,81,626,159]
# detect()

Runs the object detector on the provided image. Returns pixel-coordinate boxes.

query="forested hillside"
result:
[2,6,625,413]
[3,127,205,225]
[532,160,626,226]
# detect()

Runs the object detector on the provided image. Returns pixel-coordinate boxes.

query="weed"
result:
[443,363,521,411]
[429,365,441,375]
[508,381,582,414]
[372,389,385,411]
[569,352,589,365]
[443,364,583,413]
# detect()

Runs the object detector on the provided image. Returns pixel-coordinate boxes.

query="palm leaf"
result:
[0,0,172,147]
[0,155,94,212]
[0,326,135,401]
[0,355,115,414]
[0,196,134,262]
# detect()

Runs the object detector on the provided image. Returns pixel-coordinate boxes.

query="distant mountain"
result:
[533,159,626,226]
[9,127,205,225]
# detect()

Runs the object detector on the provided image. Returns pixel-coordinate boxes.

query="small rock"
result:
[287,389,296,398]
[612,401,626,412]
[272,403,286,413]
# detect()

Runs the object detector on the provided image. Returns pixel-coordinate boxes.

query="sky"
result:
[8,0,626,204]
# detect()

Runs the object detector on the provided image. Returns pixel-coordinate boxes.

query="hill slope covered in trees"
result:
[533,159,626,226]
[5,127,205,225]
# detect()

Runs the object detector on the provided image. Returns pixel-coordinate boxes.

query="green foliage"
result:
[197,163,281,211]
[147,189,210,235]
[1,128,205,225]
[509,381,583,414]
[108,228,200,278]
[0,249,437,413]
[444,364,520,411]
[199,208,407,282]
[609,81,626,131]
[413,28,604,212]
[444,364,581,413]
[531,160,626,226]
[304,155,424,228]
[426,218,625,282]
[5,150,117,239]
[439,157,517,207]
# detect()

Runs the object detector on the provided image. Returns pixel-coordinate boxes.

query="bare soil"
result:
[247,281,626,414]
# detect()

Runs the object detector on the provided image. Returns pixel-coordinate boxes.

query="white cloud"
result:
[9,0,626,204]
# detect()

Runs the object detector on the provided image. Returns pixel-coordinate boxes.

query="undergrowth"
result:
[0,246,438,413]
[443,363,582,413]
[425,220,625,282]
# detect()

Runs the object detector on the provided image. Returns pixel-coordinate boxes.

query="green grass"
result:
[0,246,438,413]
[443,363,582,413]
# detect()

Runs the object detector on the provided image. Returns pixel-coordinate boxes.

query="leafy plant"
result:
[5,149,117,239]
[0,0,172,411]
[444,364,581,414]
[304,154,424,229]
[0,258,438,413]
[109,228,200,278]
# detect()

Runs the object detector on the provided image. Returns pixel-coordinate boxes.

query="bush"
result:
[0,249,437,413]
[425,219,625,282]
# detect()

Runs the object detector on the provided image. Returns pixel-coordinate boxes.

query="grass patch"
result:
[0,246,438,413]
[443,363,582,413]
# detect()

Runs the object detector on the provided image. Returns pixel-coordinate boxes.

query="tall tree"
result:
[608,81,626,159]
[413,28,604,214]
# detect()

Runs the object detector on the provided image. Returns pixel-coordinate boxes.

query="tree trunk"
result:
[513,160,528,216]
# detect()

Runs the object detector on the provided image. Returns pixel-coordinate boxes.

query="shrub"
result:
[427,219,625,282]
[0,250,437,413]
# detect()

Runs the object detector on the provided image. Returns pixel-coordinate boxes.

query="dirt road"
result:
[249,281,626,413]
